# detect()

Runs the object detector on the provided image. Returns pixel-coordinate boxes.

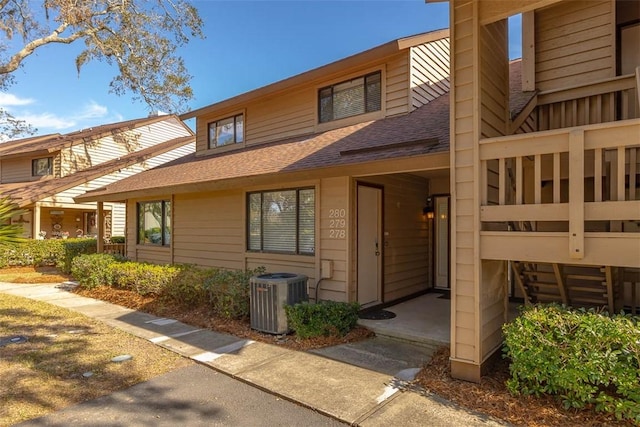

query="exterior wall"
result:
[356,174,431,302]
[59,117,192,175]
[0,153,61,183]
[194,38,451,155]
[122,172,434,305]
[410,38,451,110]
[318,177,351,302]
[535,0,615,92]
[449,0,511,382]
[450,0,482,379]
[173,190,245,269]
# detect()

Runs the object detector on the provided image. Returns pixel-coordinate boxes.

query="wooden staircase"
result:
[512,262,618,313]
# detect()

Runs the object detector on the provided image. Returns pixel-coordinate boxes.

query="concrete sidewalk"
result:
[0,281,508,426]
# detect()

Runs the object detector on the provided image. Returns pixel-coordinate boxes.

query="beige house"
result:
[0,115,194,239]
[79,0,640,383]
[77,30,456,300]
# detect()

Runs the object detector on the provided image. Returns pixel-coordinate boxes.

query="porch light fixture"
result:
[423,197,434,220]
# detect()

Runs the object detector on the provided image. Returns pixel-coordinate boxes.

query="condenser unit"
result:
[250,273,308,334]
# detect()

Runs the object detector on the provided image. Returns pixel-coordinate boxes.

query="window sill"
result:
[315,110,384,133]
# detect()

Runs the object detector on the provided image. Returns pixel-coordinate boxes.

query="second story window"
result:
[318,71,381,123]
[32,157,52,176]
[208,114,244,148]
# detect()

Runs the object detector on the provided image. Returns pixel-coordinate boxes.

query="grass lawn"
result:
[0,293,191,426]
[0,266,71,284]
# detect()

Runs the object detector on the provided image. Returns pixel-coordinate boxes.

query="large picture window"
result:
[247,188,315,255]
[208,114,244,148]
[137,200,171,246]
[318,71,381,123]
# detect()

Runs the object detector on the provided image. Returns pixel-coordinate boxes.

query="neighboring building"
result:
[0,115,194,239]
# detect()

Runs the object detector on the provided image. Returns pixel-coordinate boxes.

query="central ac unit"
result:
[250,273,308,334]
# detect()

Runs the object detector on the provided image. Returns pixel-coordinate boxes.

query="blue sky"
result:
[1,1,522,138]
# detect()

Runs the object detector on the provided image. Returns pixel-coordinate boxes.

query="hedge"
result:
[503,304,640,423]
[0,238,97,273]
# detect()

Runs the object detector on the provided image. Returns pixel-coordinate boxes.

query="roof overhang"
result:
[75,151,450,204]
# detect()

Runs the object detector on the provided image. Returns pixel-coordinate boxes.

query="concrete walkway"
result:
[0,281,508,426]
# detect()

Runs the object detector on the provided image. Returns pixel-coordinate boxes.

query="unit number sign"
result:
[328,208,346,239]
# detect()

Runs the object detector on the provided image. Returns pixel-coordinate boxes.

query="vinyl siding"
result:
[172,191,245,270]
[410,38,451,109]
[60,117,192,175]
[535,0,615,91]
[0,153,60,183]
[451,0,479,364]
[385,53,410,117]
[318,177,350,302]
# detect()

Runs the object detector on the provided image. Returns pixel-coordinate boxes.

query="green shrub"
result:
[71,253,122,289]
[0,239,65,267]
[0,238,97,271]
[503,304,640,423]
[112,261,180,296]
[161,264,216,305]
[285,301,360,339]
[59,238,97,273]
[109,236,125,244]
[203,267,265,319]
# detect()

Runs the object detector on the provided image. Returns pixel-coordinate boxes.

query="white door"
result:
[434,195,450,289]
[357,184,382,306]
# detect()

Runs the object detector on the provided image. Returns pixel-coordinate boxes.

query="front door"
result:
[357,184,382,306]
[434,195,450,289]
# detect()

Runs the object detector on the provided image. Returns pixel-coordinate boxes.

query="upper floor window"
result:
[137,200,171,246]
[32,157,52,176]
[318,71,381,123]
[247,188,315,255]
[208,114,244,148]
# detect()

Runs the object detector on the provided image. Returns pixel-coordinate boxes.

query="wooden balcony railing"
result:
[535,67,640,131]
[479,119,640,268]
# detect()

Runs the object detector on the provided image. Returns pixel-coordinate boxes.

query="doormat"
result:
[359,310,397,320]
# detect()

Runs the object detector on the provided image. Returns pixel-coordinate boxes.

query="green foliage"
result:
[285,301,361,339]
[203,267,266,319]
[0,1,204,116]
[0,239,65,268]
[503,304,640,423]
[0,198,27,248]
[59,238,98,273]
[161,264,216,306]
[71,253,123,289]
[0,238,97,270]
[109,236,126,244]
[112,261,180,296]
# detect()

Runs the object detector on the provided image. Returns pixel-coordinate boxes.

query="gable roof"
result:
[77,60,531,204]
[1,135,194,207]
[78,97,450,203]
[0,114,190,158]
[180,29,450,120]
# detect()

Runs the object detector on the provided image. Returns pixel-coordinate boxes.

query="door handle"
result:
[375,238,380,256]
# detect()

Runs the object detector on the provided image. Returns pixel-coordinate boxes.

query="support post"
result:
[97,202,104,254]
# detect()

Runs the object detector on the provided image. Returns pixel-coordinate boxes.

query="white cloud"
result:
[7,100,111,135]
[75,101,109,120]
[18,112,76,130]
[0,93,35,107]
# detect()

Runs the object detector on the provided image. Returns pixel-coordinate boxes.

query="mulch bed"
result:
[415,347,634,427]
[73,286,374,351]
